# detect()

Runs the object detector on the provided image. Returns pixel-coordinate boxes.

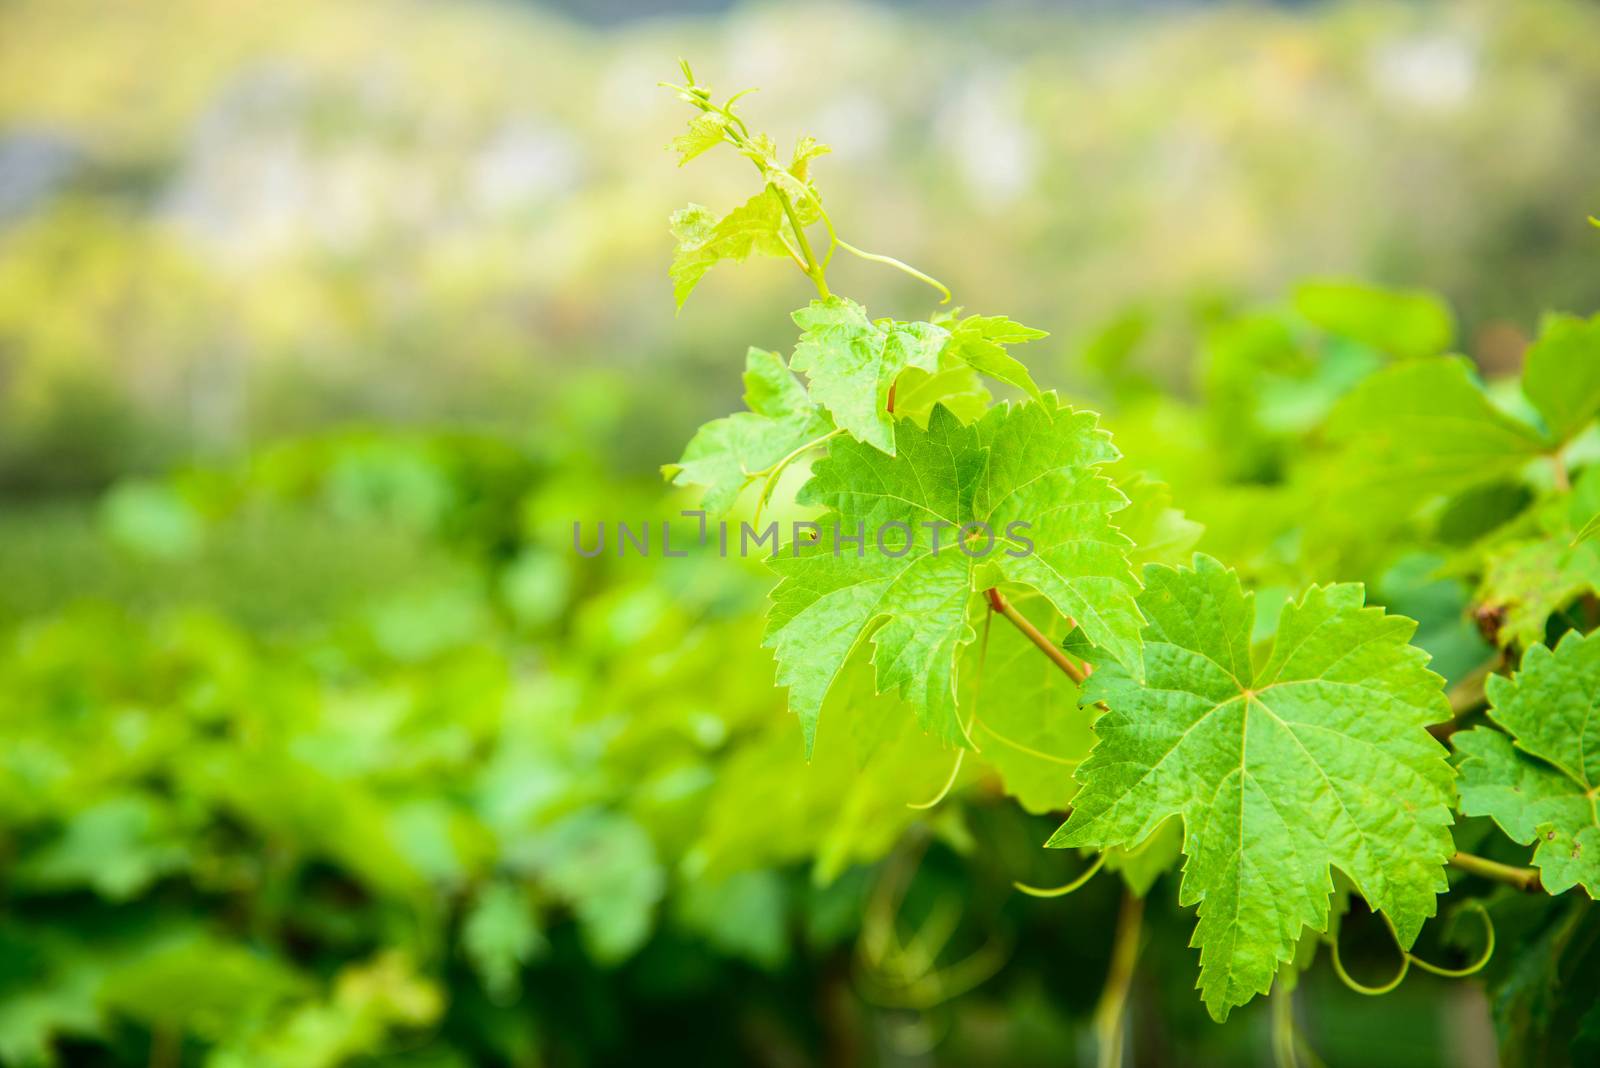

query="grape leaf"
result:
[690,647,966,885]
[462,881,545,1004]
[940,314,1046,400]
[1476,470,1600,648]
[1478,539,1600,649]
[1290,278,1453,360]
[789,297,949,454]
[1104,817,1185,898]
[891,364,990,428]
[1326,356,1545,506]
[1456,629,1600,897]
[663,347,833,514]
[670,189,793,309]
[670,113,729,165]
[515,809,664,963]
[788,135,831,181]
[1114,473,1204,566]
[1049,555,1455,1021]
[674,870,789,969]
[765,395,1142,752]
[1522,313,1600,443]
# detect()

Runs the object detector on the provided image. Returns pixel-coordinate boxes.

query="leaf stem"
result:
[833,236,952,304]
[750,427,842,525]
[1093,891,1144,1068]
[985,587,1087,684]
[1551,449,1572,493]
[775,187,830,298]
[1448,851,1543,893]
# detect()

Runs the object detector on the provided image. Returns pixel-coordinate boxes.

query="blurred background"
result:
[0,0,1596,1065]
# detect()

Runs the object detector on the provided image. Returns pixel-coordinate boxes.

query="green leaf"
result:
[669,189,792,309]
[690,646,964,885]
[1476,471,1600,648]
[674,870,789,969]
[462,881,545,1004]
[789,136,831,181]
[1291,279,1454,359]
[891,364,990,427]
[101,936,303,1040]
[1050,555,1455,1021]
[1103,818,1184,898]
[1522,312,1600,443]
[765,395,1141,751]
[670,113,729,165]
[16,795,188,900]
[789,297,949,454]
[940,314,1046,400]
[1113,473,1204,566]
[1326,355,1546,507]
[664,348,833,514]
[965,603,1093,815]
[1457,630,1600,897]
[517,809,664,963]
[1479,897,1600,1068]
[1477,539,1600,649]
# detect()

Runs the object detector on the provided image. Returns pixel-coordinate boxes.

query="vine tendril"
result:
[1014,852,1107,898]
[1328,901,1496,996]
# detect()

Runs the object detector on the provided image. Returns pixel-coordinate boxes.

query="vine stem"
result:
[1551,450,1572,492]
[985,588,1087,684]
[776,187,830,298]
[1093,892,1144,1068]
[1448,850,1543,893]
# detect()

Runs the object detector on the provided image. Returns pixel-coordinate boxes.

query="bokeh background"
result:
[0,0,1596,1065]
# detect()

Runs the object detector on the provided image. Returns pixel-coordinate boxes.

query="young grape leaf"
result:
[1327,356,1545,507]
[663,347,833,515]
[765,395,1142,752]
[1456,630,1600,897]
[670,189,795,309]
[1049,555,1455,1021]
[1478,540,1600,649]
[1476,470,1600,648]
[788,135,831,181]
[790,297,949,454]
[940,314,1046,400]
[1522,313,1600,443]
[670,113,730,165]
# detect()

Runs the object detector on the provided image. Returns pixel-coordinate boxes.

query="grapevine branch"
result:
[1093,892,1144,1068]
[1448,850,1543,893]
[985,587,1088,684]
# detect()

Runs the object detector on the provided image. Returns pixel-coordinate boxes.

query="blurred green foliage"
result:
[3,0,1600,492]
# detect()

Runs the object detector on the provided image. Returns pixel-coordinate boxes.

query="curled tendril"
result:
[1014,852,1107,898]
[1409,901,1495,979]
[1328,935,1410,997]
[1328,901,1496,997]
[907,748,966,810]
